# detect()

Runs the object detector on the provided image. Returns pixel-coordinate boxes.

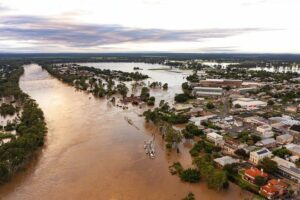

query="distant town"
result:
[1,54,300,200]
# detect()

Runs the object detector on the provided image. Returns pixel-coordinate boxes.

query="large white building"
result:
[214,156,239,167]
[249,148,272,165]
[256,125,274,138]
[233,98,267,110]
[206,132,224,146]
[192,87,223,97]
[272,156,300,183]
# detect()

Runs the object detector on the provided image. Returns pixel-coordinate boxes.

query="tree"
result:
[116,83,129,98]
[254,176,267,186]
[206,102,215,109]
[186,73,199,83]
[207,171,229,190]
[273,147,292,159]
[140,87,150,101]
[163,83,168,90]
[184,123,203,137]
[182,192,195,200]
[267,100,274,106]
[175,93,189,103]
[234,149,248,159]
[180,168,201,183]
[258,158,278,174]
[147,96,155,106]
[165,125,182,149]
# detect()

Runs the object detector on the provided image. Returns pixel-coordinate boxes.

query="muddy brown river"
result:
[0,64,252,200]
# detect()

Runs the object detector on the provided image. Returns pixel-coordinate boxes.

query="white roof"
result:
[207,132,223,139]
[256,138,275,145]
[276,134,293,140]
[285,144,300,154]
[272,156,296,168]
[214,156,239,166]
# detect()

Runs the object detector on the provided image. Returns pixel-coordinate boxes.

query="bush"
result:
[169,162,183,175]
[175,93,189,103]
[206,102,215,109]
[163,83,168,90]
[180,168,201,183]
[182,192,195,200]
[254,176,267,186]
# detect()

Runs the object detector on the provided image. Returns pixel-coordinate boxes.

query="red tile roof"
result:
[244,167,268,179]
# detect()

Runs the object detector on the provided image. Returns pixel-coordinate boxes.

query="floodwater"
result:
[0,64,252,200]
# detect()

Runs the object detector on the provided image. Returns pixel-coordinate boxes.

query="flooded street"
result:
[0,64,250,200]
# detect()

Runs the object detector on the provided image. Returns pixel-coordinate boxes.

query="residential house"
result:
[255,138,276,148]
[260,179,288,200]
[276,134,293,145]
[214,156,239,168]
[256,125,274,138]
[285,144,300,157]
[249,148,272,165]
[244,167,268,183]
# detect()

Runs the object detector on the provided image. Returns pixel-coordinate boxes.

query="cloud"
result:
[0,15,263,49]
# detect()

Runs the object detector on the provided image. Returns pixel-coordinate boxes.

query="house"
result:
[260,179,288,200]
[243,145,257,154]
[189,115,217,126]
[256,125,274,138]
[206,132,224,146]
[285,106,298,113]
[223,139,247,155]
[232,98,267,110]
[244,116,268,126]
[276,134,293,145]
[249,148,272,165]
[255,138,276,148]
[214,156,239,168]
[272,156,300,183]
[285,143,300,157]
[244,167,268,183]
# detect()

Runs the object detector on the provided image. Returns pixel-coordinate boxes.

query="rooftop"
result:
[245,167,268,178]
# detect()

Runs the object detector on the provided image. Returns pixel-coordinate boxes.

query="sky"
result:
[0,0,300,53]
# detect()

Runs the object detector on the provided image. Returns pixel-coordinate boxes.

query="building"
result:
[214,156,239,168]
[199,79,243,88]
[206,132,224,146]
[256,125,274,138]
[223,139,247,155]
[285,143,300,157]
[285,106,298,113]
[233,98,267,110]
[276,134,293,145]
[192,87,223,97]
[244,116,268,126]
[255,138,276,148]
[233,87,257,94]
[189,115,217,126]
[173,104,192,112]
[249,148,272,165]
[244,167,268,183]
[260,179,288,200]
[272,156,300,183]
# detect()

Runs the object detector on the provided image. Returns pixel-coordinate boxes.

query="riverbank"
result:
[0,63,47,185]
